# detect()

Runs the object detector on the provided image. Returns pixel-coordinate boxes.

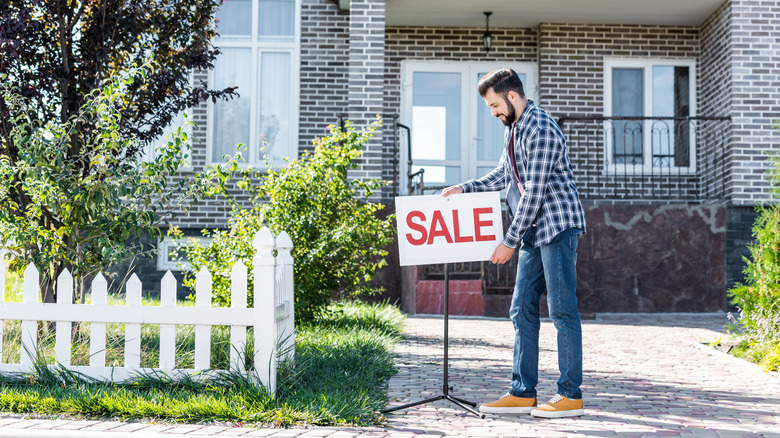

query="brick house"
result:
[144,0,778,315]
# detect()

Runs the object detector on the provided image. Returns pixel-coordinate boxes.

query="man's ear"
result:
[506,90,518,102]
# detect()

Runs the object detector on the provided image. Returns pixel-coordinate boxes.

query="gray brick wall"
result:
[539,23,701,200]
[381,24,736,203]
[539,24,699,117]
[728,0,780,205]
[346,0,386,194]
[700,1,734,201]
[383,26,538,200]
[190,70,210,171]
[178,1,778,210]
[299,0,350,154]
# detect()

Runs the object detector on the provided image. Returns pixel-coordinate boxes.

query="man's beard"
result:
[501,95,516,126]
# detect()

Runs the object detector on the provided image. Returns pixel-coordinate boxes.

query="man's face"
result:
[484,88,516,127]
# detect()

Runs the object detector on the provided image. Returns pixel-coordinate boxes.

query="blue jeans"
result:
[508,227,583,400]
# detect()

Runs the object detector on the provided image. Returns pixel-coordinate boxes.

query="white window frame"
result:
[603,58,697,175]
[207,0,301,169]
[156,237,211,271]
[400,61,539,195]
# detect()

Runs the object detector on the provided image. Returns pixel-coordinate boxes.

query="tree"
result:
[0,0,233,149]
[0,66,235,304]
[0,0,236,302]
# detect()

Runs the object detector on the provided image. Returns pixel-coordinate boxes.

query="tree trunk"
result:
[39,270,58,337]
[40,271,57,304]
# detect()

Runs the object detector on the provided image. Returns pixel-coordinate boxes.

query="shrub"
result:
[728,205,780,344]
[729,144,780,351]
[176,119,395,320]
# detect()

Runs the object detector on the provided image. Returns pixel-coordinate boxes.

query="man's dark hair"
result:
[478,68,526,98]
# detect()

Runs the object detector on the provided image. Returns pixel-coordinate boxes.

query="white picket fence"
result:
[0,226,294,395]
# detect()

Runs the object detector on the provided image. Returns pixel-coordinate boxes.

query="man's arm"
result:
[442,151,508,197]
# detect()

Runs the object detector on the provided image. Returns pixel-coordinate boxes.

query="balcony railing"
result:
[402,116,730,202]
[558,115,731,202]
[405,115,732,295]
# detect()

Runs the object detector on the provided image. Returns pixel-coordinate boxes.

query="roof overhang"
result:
[385,0,727,28]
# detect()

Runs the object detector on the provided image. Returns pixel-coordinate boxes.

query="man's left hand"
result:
[490,243,515,264]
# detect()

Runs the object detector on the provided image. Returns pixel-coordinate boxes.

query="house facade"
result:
[145,0,778,315]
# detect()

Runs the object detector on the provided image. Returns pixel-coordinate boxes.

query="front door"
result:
[401,61,538,194]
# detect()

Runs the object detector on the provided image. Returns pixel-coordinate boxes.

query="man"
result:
[441,68,587,418]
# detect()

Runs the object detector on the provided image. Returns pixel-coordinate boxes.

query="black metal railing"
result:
[404,115,732,297]
[558,115,731,202]
[337,113,404,198]
[396,122,426,196]
[401,116,730,202]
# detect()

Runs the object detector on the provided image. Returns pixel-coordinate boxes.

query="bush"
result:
[728,140,780,369]
[728,203,780,344]
[731,340,780,373]
[176,119,395,320]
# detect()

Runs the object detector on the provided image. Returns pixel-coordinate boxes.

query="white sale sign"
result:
[395,192,503,266]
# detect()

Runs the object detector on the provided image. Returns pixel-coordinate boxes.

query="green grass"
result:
[730,339,780,373]
[3,278,233,370]
[4,268,21,301]
[0,298,404,426]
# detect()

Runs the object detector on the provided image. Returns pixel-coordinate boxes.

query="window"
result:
[401,61,538,193]
[209,0,300,166]
[604,59,696,172]
[156,237,211,271]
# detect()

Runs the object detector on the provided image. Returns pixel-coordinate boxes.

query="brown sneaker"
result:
[479,393,537,414]
[530,394,585,418]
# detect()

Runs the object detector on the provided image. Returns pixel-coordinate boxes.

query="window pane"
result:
[652,66,674,167]
[477,72,526,162]
[412,165,460,188]
[612,68,643,165]
[673,66,691,167]
[411,106,446,160]
[259,52,291,161]
[212,48,251,162]
[412,72,461,161]
[259,0,295,40]
[216,0,252,39]
[652,66,690,167]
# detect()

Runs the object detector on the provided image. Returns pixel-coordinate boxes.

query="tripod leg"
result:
[382,264,483,419]
[450,394,478,407]
[382,395,445,414]
[445,395,485,418]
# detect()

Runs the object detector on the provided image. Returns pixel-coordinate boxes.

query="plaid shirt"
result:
[460,100,586,248]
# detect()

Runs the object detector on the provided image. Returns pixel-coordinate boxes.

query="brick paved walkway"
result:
[1,313,779,437]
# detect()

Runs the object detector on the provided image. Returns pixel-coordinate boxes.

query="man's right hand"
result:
[441,185,463,197]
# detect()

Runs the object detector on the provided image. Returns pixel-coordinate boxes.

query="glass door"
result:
[401,61,538,194]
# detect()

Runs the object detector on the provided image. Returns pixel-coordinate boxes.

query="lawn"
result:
[0,280,405,427]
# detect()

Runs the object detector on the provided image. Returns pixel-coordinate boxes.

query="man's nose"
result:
[491,108,499,117]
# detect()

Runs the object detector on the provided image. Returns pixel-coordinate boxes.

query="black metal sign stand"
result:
[382,263,484,418]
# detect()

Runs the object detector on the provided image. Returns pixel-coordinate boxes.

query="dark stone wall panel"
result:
[577,202,727,313]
